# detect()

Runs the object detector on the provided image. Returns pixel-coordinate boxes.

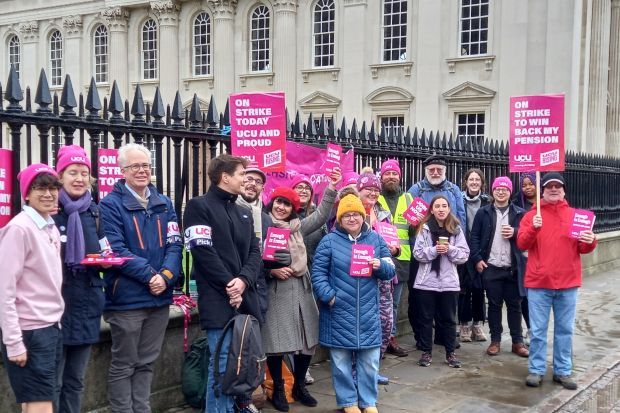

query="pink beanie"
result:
[290,174,313,193]
[343,171,360,186]
[357,172,382,192]
[17,163,59,200]
[492,176,513,193]
[380,159,401,177]
[56,145,91,174]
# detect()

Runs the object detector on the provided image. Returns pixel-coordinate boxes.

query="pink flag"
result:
[0,149,13,228]
[98,148,124,199]
[569,209,596,239]
[350,244,374,277]
[262,227,290,261]
[374,222,399,247]
[402,197,429,226]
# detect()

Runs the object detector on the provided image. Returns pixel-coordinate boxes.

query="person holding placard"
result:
[517,172,597,390]
[262,170,340,412]
[311,194,395,413]
[53,146,110,413]
[0,163,64,413]
[412,195,469,369]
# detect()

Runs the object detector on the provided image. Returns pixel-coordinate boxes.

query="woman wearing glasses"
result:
[311,194,395,413]
[262,169,340,412]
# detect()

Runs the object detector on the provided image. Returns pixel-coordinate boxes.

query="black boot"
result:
[293,382,318,407]
[271,379,289,412]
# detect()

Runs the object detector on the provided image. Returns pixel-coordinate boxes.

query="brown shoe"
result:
[512,343,529,357]
[387,336,409,357]
[486,341,501,356]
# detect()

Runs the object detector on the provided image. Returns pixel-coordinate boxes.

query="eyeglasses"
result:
[294,185,312,193]
[427,167,445,174]
[31,186,59,194]
[545,183,563,190]
[493,188,510,193]
[123,163,151,173]
[362,188,380,195]
[245,176,264,186]
[342,213,362,221]
[274,198,292,207]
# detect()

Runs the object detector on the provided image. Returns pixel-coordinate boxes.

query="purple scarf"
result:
[59,189,92,268]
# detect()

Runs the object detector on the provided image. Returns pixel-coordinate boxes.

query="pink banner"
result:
[374,222,399,247]
[569,209,596,239]
[262,142,355,205]
[262,227,290,261]
[349,244,374,277]
[402,197,429,227]
[230,92,287,173]
[321,143,342,174]
[0,149,12,228]
[509,94,565,172]
[98,148,123,199]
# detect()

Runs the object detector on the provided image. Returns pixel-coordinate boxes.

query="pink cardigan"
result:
[0,208,64,357]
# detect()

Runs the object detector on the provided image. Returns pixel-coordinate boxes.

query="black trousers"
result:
[413,288,459,354]
[407,260,421,344]
[482,265,523,343]
[458,286,486,324]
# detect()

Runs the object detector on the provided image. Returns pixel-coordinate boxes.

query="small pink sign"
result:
[374,222,399,247]
[98,148,124,199]
[569,209,596,239]
[262,227,290,261]
[509,94,565,172]
[0,149,13,228]
[321,143,342,174]
[402,197,429,226]
[350,244,374,277]
[230,92,287,173]
[80,255,133,266]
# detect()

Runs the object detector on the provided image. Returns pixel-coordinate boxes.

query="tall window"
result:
[313,0,335,67]
[250,5,270,72]
[460,0,489,56]
[456,113,485,140]
[380,115,405,136]
[8,35,20,78]
[93,25,108,83]
[50,30,63,86]
[382,0,407,62]
[142,19,158,80]
[193,12,212,76]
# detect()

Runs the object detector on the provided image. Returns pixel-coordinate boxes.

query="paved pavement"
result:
[171,267,620,413]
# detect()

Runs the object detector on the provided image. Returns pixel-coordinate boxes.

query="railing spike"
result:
[293,110,302,137]
[350,118,359,142]
[306,113,317,137]
[189,93,202,130]
[131,84,146,123]
[223,98,230,126]
[34,68,52,114]
[206,95,218,128]
[85,77,102,119]
[5,64,23,112]
[339,117,349,142]
[285,108,292,136]
[170,91,185,128]
[151,87,165,124]
[108,81,124,123]
[59,74,77,117]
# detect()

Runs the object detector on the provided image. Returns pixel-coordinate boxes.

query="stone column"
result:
[273,0,298,110]
[151,0,180,103]
[607,0,620,154]
[102,7,129,97]
[62,16,83,89]
[208,0,237,108]
[341,0,367,120]
[586,0,612,154]
[18,22,39,92]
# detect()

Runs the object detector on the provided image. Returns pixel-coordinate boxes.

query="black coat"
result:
[183,186,261,329]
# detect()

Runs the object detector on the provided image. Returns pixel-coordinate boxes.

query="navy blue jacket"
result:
[408,178,466,228]
[311,224,395,349]
[99,181,182,311]
[53,199,105,345]
[469,203,527,294]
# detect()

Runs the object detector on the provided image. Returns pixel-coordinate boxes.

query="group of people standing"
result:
[0,145,597,413]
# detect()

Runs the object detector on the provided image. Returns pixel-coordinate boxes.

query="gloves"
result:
[273,249,292,266]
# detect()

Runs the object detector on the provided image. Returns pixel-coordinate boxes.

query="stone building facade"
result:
[0,0,618,155]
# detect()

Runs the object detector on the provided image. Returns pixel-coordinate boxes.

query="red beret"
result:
[270,187,301,212]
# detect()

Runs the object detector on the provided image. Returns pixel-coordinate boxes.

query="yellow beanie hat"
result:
[337,194,366,222]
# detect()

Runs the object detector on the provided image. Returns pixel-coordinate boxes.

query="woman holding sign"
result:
[53,145,109,413]
[312,194,395,413]
[413,195,470,369]
[262,168,340,412]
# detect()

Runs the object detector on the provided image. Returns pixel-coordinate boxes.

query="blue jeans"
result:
[330,347,380,409]
[206,328,234,413]
[391,281,405,336]
[527,288,578,376]
[57,344,92,413]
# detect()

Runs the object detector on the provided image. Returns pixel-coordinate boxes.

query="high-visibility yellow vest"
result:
[378,192,413,261]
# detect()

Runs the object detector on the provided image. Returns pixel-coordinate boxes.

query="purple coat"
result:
[413,224,470,292]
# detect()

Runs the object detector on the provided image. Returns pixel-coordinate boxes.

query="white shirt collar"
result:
[23,205,55,229]
[125,183,151,201]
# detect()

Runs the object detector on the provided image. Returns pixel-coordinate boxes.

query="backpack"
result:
[182,336,209,409]
[213,313,267,397]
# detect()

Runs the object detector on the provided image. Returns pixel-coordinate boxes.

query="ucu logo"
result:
[70,156,86,162]
[195,227,211,235]
[513,154,532,162]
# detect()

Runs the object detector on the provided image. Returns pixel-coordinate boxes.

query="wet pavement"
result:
[171,267,620,413]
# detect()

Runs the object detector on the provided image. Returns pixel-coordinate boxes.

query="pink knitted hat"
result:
[380,159,401,177]
[357,172,382,192]
[290,174,313,193]
[492,176,513,193]
[56,145,91,174]
[343,171,360,186]
[17,163,59,200]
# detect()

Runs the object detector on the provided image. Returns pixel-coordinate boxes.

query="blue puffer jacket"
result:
[311,223,395,349]
[99,180,183,311]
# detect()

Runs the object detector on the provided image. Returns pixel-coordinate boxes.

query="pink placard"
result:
[230,92,287,173]
[350,244,374,277]
[374,222,399,247]
[262,141,355,206]
[509,94,565,172]
[569,209,596,239]
[402,197,429,226]
[98,148,124,199]
[321,143,342,174]
[0,149,12,228]
[262,227,290,261]
[80,256,133,266]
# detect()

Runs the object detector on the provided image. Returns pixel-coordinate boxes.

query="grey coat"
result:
[262,187,337,355]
